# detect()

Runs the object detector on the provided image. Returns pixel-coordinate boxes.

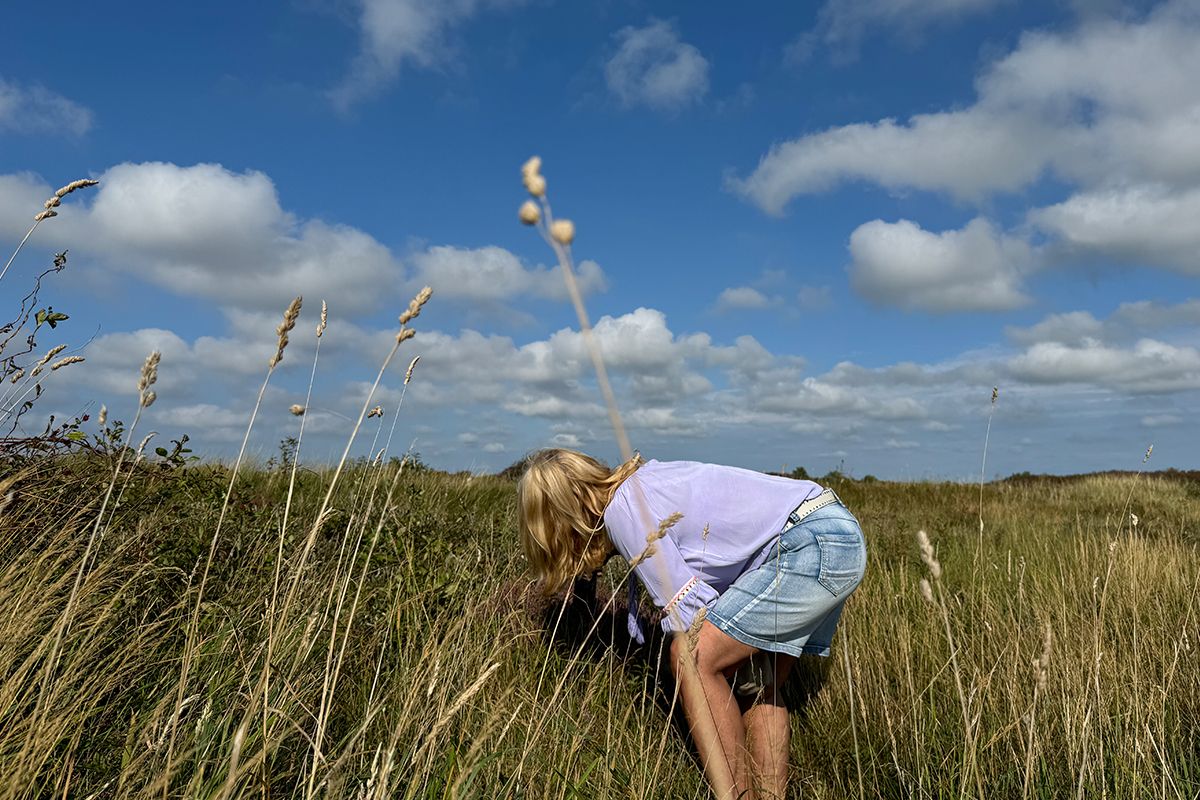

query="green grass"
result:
[0,458,1197,798]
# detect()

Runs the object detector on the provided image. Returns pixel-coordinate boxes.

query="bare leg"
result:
[671,622,759,800]
[742,654,794,800]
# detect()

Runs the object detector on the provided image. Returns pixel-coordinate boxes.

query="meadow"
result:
[0,454,1196,798]
[1,168,1197,799]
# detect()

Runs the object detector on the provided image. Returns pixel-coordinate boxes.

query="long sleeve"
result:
[605,488,719,635]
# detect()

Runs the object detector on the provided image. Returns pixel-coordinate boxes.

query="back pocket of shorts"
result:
[814,531,864,596]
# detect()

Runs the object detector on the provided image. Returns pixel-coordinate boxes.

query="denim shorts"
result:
[706,501,866,658]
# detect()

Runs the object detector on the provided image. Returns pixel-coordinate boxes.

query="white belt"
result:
[786,488,841,526]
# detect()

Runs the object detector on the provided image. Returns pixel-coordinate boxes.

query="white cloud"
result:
[0,162,404,315]
[1008,338,1200,393]
[1031,184,1200,274]
[605,20,710,112]
[736,2,1200,213]
[730,112,1054,214]
[409,245,607,303]
[0,78,93,136]
[715,286,772,311]
[329,0,521,109]
[1006,299,1200,346]
[549,432,583,448]
[848,218,1031,312]
[29,299,1200,474]
[1141,413,1181,428]
[1006,311,1103,347]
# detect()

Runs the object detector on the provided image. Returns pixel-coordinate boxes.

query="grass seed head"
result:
[1143,444,1153,463]
[518,200,540,225]
[141,390,157,408]
[919,578,935,605]
[367,405,384,419]
[270,296,303,368]
[36,344,68,368]
[54,179,99,199]
[524,173,546,198]
[991,386,999,404]
[1033,622,1053,690]
[50,355,85,371]
[34,179,99,221]
[138,351,161,394]
[290,404,305,416]
[97,405,107,426]
[317,300,328,338]
[916,529,942,580]
[521,156,546,197]
[550,219,575,246]
[404,355,420,385]
[399,286,433,326]
[9,369,24,383]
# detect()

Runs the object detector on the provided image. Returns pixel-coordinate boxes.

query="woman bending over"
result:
[518,448,867,800]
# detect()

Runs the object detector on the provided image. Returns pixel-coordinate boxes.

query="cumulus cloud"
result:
[329,0,522,109]
[848,218,1032,312]
[1008,339,1200,393]
[730,110,1055,214]
[0,162,404,315]
[409,245,607,304]
[1031,184,1200,274]
[0,78,93,136]
[736,2,1200,213]
[30,297,1200,473]
[605,20,710,112]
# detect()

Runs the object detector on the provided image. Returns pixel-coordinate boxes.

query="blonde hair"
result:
[518,448,643,595]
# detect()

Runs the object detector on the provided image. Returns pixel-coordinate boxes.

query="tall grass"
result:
[0,167,1195,798]
[0,461,1195,798]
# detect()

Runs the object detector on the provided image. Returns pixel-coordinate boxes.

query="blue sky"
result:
[1,0,1196,478]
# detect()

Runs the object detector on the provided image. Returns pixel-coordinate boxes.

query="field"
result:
[0,457,1196,798]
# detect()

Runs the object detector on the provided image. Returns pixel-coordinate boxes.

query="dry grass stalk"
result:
[515,157,699,795]
[167,296,304,778]
[915,528,979,798]
[1,178,99,285]
[29,344,69,378]
[979,387,999,539]
[29,348,162,774]
[630,512,683,569]
[1022,622,1055,798]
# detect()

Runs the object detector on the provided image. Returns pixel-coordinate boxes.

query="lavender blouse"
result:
[603,459,823,642]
